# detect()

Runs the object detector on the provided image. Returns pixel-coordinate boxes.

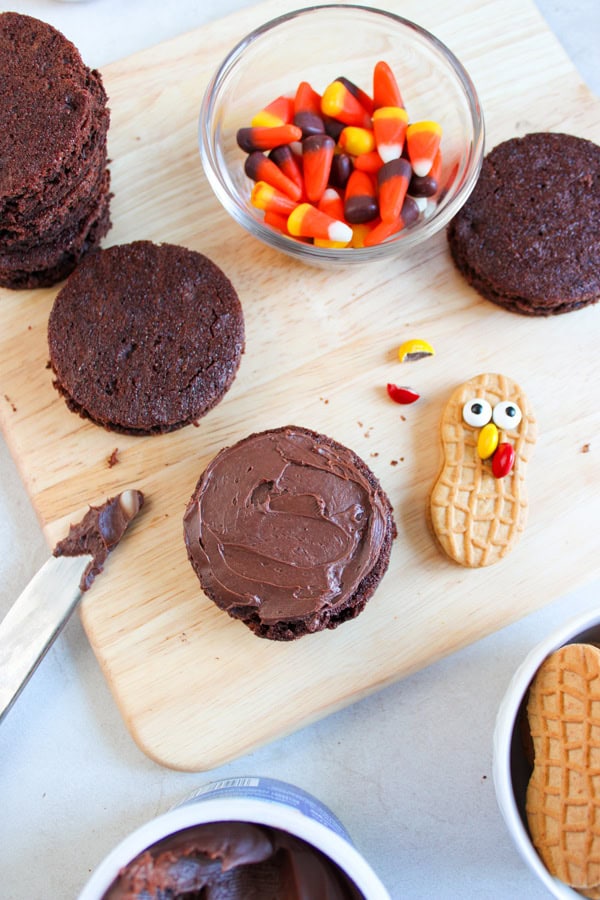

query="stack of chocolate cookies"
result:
[0,12,112,290]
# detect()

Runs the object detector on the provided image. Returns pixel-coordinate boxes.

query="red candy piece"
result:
[302,133,335,203]
[492,442,515,478]
[373,60,404,110]
[387,383,420,404]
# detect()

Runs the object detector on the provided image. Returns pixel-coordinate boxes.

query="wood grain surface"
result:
[1,0,599,771]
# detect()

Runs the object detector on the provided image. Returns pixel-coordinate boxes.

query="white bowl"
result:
[493,608,600,899]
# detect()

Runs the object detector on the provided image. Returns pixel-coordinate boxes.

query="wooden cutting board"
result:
[1,0,599,771]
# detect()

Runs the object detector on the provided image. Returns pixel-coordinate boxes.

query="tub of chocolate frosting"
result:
[78,776,390,899]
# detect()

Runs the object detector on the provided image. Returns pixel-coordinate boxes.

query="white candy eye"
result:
[493,400,522,430]
[462,397,492,428]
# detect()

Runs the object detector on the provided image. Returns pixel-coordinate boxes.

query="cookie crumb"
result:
[581,442,591,453]
[107,447,119,468]
[390,459,398,466]
[3,394,17,412]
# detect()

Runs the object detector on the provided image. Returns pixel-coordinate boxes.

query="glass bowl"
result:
[199,3,484,267]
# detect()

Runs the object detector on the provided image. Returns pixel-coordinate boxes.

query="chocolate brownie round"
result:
[183,425,396,640]
[447,132,600,316]
[0,12,111,289]
[48,241,244,434]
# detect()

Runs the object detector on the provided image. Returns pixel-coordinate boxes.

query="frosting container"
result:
[493,608,600,899]
[78,776,391,899]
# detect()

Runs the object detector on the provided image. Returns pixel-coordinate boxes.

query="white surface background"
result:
[1,1,599,898]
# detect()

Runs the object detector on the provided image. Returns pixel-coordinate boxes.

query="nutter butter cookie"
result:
[0,12,112,288]
[429,373,537,567]
[526,643,600,897]
[48,241,244,434]
[183,425,396,640]
[448,132,600,316]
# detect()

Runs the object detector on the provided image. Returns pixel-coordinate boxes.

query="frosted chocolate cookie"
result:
[48,241,244,434]
[183,425,396,640]
[447,132,600,316]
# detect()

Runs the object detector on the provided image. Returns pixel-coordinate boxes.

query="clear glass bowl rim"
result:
[199,3,485,265]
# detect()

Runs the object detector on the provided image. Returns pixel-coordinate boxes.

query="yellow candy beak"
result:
[477,422,499,460]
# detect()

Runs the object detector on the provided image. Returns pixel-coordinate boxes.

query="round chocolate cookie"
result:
[183,425,396,640]
[447,132,600,316]
[48,241,244,434]
[0,12,111,289]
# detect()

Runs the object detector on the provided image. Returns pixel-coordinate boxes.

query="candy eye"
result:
[492,400,522,430]
[462,397,492,428]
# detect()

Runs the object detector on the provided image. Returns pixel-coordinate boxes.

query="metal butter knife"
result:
[0,489,144,723]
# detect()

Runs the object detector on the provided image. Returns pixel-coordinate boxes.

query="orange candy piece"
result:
[406,121,443,177]
[294,80,322,116]
[237,124,303,152]
[302,133,335,203]
[287,202,352,244]
[244,151,302,201]
[251,95,294,128]
[344,169,378,224]
[372,106,409,163]
[321,79,371,128]
[250,181,298,217]
[377,158,411,222]
[373,60,404,109]
[315,188,349,247]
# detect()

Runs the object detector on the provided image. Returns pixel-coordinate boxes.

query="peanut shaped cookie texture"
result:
[429,372,536,567]
[526,644,600,895]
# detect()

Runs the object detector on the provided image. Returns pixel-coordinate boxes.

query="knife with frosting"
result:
[0,489,144,723]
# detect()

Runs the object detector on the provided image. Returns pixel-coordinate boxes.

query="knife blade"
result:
[0,489,144,723]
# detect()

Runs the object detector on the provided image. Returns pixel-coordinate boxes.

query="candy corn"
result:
[406,121,443,177]
[373,60,404,109]
[377,158,411,222]
[244,151,302,201]
[302,133,335,203]
[294,80,322,116]
[269,145,304,197]
[250,181,298,217]
[251,95,294,128]
[235,61,445,250]
[287,202,352,244]
[237,124,303,152]
[321,79,371,128]
[315,188,349,247]
[373,106,409,163]
[338,126,376,157]
[344,169,378,224]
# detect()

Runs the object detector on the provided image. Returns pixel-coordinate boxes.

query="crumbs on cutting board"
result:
[107,448,119,468]
[3,394,16,412]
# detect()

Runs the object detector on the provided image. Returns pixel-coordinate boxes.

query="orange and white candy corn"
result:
[406,120,442,177]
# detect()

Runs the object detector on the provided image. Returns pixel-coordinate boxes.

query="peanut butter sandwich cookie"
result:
[429,372,536,567]
[526,643,600,897]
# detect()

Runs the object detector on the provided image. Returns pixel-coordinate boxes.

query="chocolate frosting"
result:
[103,821,364,899]
[53,490,144,590]
[183,426,389,628]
